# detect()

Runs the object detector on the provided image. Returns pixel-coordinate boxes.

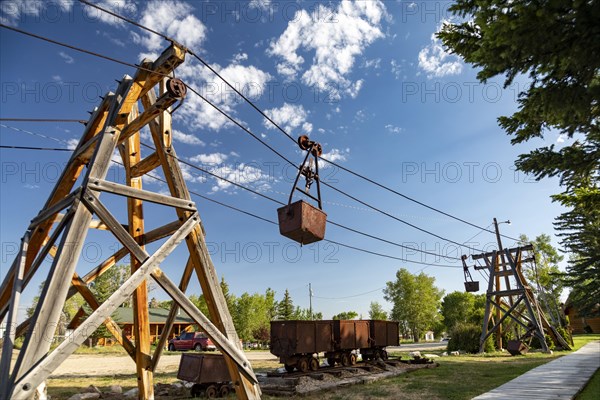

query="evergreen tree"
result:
[439,0,600,315]
[276,289,294,320]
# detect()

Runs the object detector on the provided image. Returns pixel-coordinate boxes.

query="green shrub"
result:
[448,323,493,353]
[530,334,554,350]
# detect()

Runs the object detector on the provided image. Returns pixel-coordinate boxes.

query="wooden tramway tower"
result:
[469,244,570,354]
[0,44,261,399]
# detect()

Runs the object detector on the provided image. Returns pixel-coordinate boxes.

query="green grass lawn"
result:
[44,334,599,400]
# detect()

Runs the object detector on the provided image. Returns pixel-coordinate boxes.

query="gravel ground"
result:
[48,351,278,377]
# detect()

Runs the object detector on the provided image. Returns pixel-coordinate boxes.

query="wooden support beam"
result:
[10,77,134,391]
[143,85,261,399]
[123,108,154,399]
[11,214,198,399]
[131,152,160,178]
[27,189,79,230]
[70,273,137,360]
[119,92,181,144]
[150,268,257,384]
[54,213,124,231]
[82,191,148,264]
[150,257,194,371]
[472,244,534,260]
[0,233,29,399]
[88,179,196,211]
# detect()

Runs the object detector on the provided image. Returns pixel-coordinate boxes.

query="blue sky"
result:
[0,0,568,321]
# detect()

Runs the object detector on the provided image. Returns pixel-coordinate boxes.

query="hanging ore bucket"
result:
[277,135,327,245]
[462,255,480,292]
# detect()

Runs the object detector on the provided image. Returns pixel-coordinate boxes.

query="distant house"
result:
[564,303,600,334]
[113,307,195,343]
[69,307,195,345]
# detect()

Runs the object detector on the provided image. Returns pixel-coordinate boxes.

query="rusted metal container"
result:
[177,353,230,384]
[507,340,529,356]
[270,320,334,360]
[369,320,400,347]
[277,200,327,245]
[333,320,370,350]
[464,281,480,292]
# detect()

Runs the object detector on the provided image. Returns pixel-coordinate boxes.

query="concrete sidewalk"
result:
[474,341,600,399]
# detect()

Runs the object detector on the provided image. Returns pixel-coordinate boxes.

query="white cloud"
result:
[52,75,62,83]
[418,20,463,79]
[85,1,137,27]
[319,147,349,169]
[557,134,565,144]
[172,129,205,146]
[66,138,79,150]
[232,52,248,64]
[58,51,74,64]
[209,163,271,193]
[268,0,387,100]
[1,1,72,26]
[176,62,272,131]
[249,0,272,10]
[363,58,381,69]
[96,30,126,47]
[264,103,312,135]
[133,0,206,52]
[190,152,229,165]
[385,124,403,134]
[1,1,43,26]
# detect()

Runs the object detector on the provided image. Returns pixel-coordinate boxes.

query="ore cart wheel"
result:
[340,353,351,366]
[168,344,175,351]
[194,343,202,351]
[298,357,309,373]
[284,364,295,373]
[309,357,319,371]
[327,357,336,367]
[219,384,230,397]
[349,353,357,365]
[190,384,203,398]
[205,384,218,399]
[373,349,381,360]
[381,350,388,360]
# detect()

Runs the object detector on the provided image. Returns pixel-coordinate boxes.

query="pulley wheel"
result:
[311,143,323,157]
[298,135,311,150]
[166,78,187,99]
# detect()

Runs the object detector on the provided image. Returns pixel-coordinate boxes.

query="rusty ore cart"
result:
[177,353,232,398]
[270,320,399,372]
[360,320,399,360]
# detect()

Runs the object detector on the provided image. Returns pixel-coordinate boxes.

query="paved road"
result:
[388,342,448,352]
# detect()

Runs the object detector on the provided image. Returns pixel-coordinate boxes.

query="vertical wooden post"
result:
[123,104,154,399]
[495,252,502,350]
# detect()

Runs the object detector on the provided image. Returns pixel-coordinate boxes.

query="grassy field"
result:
[45,334,599,400]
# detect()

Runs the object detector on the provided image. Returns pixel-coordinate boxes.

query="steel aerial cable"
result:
[0,23,296,167]
[138,141,462,262]
[0,145,72,152]
[321,180,486,253]
[0,145,460,268]
[73,0,522,243]
[1,123,462,264]
[77,0,297,144]
[0,26,479,256]
[0,118,87,124]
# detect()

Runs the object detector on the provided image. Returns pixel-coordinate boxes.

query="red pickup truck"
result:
[168,332,216,352]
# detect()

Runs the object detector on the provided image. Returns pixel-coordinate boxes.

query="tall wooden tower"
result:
[0,44,260,400]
